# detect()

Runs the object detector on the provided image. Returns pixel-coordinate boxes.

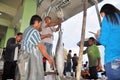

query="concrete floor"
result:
[0,60,106,80]
[0,71,105,80]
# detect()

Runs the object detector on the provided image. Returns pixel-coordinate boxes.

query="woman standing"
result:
[95,4,120,80]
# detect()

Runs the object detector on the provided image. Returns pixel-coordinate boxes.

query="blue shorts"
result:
[105,58,120,80]
[43,43,53,57]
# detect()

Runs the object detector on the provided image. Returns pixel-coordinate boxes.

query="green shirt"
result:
[84,44,100,67]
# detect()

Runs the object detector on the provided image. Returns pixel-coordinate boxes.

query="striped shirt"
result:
[21,26,41,54]
[20,26,45,80]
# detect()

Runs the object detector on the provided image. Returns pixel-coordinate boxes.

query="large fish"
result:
[55,29,64,78]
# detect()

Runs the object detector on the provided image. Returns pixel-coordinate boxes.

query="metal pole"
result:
[46,6,52,16]
[76,0,88,80]
[94,0,101,27]
[41,0,55,18]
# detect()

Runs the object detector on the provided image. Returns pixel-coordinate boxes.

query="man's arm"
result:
[96,47,102,71]
[38,43,54,66]
[96,58,102,71]
[97,58,101,66]
[40,34,53,39]
[7,38,19,49]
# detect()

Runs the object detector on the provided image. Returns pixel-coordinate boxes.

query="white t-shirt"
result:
[41,22,56,44]
[14,46,18,61]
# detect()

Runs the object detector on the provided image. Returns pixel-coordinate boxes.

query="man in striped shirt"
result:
[19,15,54,80]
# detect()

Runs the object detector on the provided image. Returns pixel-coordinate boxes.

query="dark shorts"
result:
[89,66,98,79]
[72,65,77,72]
[66,62,71,72]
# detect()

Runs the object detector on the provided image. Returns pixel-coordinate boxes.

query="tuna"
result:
[55,29,64,78]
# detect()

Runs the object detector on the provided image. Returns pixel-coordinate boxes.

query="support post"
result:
[20,0,37,32]
[76,0,88,80]
[94,0,101,26]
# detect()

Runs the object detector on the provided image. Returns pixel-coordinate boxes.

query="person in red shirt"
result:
[43,57,47,71]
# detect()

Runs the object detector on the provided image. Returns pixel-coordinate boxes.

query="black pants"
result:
[43,62,46,71]
[63,62,67,75]
[72,65,77,72]
[2,61,17,80]
[89,66,98,79]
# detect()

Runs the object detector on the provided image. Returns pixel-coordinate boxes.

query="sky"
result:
[52,0,120,65]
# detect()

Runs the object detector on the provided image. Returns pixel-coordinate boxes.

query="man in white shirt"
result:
[41,16,61,72]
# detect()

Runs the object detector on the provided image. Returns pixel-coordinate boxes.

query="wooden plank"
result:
[44,71,58,75]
